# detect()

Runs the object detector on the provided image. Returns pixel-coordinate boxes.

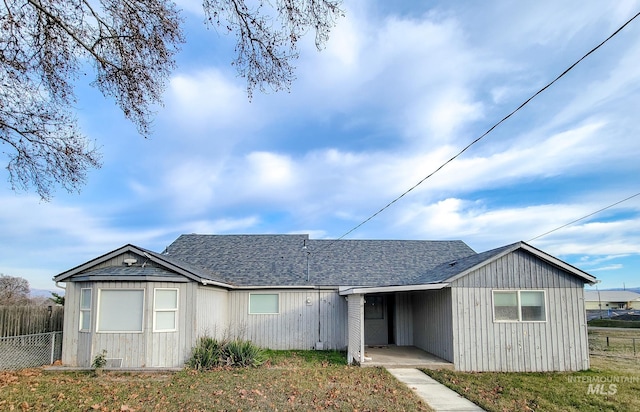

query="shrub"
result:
[225,339,266,367]
[91,350,107,369]
[187,336,265,370]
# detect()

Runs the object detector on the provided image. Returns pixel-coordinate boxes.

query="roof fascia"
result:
[65,275,190,283]
[339,283,449,296]
[519,242,596,284]
[230,285,330,290]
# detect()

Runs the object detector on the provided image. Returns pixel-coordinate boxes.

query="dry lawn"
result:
[424,328,640,412]
[0,351,430,411]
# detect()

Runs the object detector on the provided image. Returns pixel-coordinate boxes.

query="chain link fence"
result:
[0,332,63,370]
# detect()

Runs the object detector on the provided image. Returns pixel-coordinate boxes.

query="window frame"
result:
[79,288,92,332]
[492,290,547,323]
[153,288,179,332]
[96,288,145,333]
[248,293,280,314]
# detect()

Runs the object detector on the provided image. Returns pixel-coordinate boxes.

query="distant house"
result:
[584,290,640,310]
[53,234,596,372]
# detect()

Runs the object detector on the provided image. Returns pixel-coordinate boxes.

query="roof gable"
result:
[53,244,232,287]
[435,241,596,285]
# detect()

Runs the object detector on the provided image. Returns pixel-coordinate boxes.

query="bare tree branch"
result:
[0,0,342,200]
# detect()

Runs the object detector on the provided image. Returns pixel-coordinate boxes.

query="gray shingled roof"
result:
[413,243,517,284]
[80,266,184,279]
[163,234,477,287]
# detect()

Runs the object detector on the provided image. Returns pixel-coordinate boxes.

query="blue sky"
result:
[1,0,639,291]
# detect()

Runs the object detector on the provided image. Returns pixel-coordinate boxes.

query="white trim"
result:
[492,289,547,323]
[79,288,92,332]
[96,288,145,333]
[339,283,448,296]
[234,284,319,290]
[153,288,179,332]
[248,293,280,314]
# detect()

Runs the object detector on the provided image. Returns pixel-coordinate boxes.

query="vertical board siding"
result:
[61,282,80,366]
[347,294,364,365]
[394,292,413,346]
[450,249,589,372]
[411,289,454,362]
[66,281,196,367]
[91,281,146,368]
[147,282,197,368]
[196,287,229,339]
[92,252,163,270]
[228,289,347,350]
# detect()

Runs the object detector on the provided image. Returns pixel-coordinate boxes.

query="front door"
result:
[364,295,388,345]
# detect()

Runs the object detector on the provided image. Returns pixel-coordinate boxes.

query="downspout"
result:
[55,281,66,290]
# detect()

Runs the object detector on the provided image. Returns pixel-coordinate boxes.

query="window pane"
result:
[80,310,90,331]
[80,289,91,310]
[364,296,384,319]
[98,290,144,332]
[521,291,545,321]
[494,291,518,321]
[155,311,176,331]
[155,289,177,310]
[249,294,279,314]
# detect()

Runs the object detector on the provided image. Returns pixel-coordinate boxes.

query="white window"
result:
[493,290,546,322]
[97,289,144,332]
[79,288,91,331]
[520,291,546,321]
[249,293,279,314]
[154,288,178,332]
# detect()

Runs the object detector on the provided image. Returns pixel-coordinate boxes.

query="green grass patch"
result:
[588,319,640,328]
[264,349,347,366]
[0,351,430,411]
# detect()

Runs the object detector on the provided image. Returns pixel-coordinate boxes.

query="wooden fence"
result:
[0,306,64,337]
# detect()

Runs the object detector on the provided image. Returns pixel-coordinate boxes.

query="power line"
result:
[527,191,640,242]
[324,10,640,245]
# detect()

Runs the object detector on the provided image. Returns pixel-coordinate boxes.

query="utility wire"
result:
[527,191,640,242]
[320,10,640,248]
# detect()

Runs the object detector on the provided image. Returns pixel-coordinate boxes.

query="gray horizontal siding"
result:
[347,294,364,364]
[450,249,589,372]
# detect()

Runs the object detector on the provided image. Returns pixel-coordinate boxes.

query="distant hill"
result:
[30,288,62,298]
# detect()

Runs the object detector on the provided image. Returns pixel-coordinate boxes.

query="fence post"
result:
[634,338,636,357]
[50,332,56,365]
[606,336,609,347]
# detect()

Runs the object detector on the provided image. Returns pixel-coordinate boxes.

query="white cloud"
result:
[179,216,261,234]
[166,69,261,135]
[245,152,296,190]
[590,264,624,272]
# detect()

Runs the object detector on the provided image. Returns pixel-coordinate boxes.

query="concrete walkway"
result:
[386,368,485,412]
